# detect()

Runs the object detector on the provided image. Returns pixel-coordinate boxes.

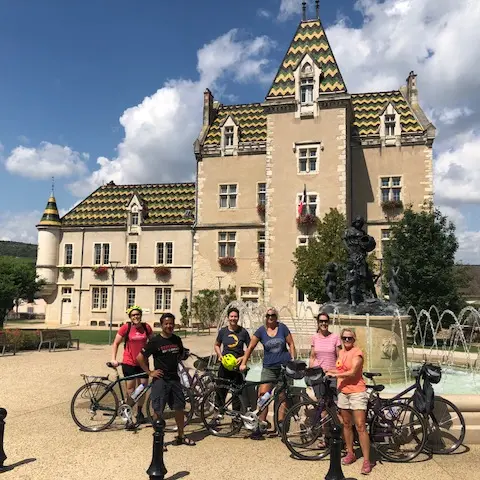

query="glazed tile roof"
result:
[61,182,195,227]
[37,195,61,227]
[203,103,266,146]
[352,91,424,136]
[267,20,346,99]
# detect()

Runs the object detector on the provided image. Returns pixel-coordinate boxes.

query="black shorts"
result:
[151,378,186,413]
[122,364,148,379]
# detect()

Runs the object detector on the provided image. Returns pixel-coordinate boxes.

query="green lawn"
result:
[72,328,191,345]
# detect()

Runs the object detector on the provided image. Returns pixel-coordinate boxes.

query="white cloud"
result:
[278,0,300,21]
[257,8,271,19]
[4,142,88,179]
[0,210,40,245]
[433,107,473,125]
[17,135,30,145]
[69,29,276,197]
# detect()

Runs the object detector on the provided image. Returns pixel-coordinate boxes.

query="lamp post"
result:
[216,275,223,326]
[108,261,120,345]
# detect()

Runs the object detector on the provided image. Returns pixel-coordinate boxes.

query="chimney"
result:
[203,88,214,126]
[406,71,418,104]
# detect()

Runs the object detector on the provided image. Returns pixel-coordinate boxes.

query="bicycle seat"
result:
[363,372,382,379]
[366,384,385,392]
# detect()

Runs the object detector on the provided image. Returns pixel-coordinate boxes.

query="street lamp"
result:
[216,275,223,326]
[108,261,120,345]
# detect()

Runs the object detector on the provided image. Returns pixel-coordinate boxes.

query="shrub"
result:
[218,257,237,269]
[154,266,171,276]
[296,214,318,226]
[2,328,41,350]
[92,266,108,276]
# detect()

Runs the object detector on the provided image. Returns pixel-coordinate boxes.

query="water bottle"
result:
[130,383,145,402]
[178,364,190,388]
[257,391,272,408]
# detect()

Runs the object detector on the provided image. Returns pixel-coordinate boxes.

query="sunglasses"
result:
[266,314,277,318]
[318,320,330,325]
[342,336,354,342]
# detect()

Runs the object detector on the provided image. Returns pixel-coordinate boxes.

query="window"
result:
[155,287,172,311]
[257,231,265,256]
[156,242,174,265]
[126,288,136,309]
[297,193,318,216]
[297,236,309,247]
[381,229,391,241]
[62,287,72,295]
[131,212,139,225]
[92,287,108,310]
[380,177,402,203]
[381,229,391,257]
[298,147,318,173]
[128,243,138,265]
[300,78,314,104]
[219,184,237,209]
[241,286,259,303]
[64,244,73,265]
[224,126,234,147]
[218,232,236,257]
[93,243,110,265]
[385,114,396,136]
[257,183,266,206]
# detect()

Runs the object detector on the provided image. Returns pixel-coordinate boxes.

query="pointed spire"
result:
[302,1,307,21]
[37,192,61,228]
[315,0,320,18]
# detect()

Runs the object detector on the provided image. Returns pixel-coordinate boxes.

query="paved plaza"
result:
[1,334,479,480]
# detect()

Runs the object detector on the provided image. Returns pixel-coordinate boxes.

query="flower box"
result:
[257,204,266,216]
[258,254,265,268]
[296,214,318,226]
[218,256,237,268]
[381,200,403,210]
[59,266,73,275]
[124,266,138,276]
[154,266,171,276]
[92,266,108,276]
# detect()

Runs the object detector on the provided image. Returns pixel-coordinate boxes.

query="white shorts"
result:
[337,391,369,411]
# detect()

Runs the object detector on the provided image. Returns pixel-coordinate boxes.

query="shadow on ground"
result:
[0,458,36,473]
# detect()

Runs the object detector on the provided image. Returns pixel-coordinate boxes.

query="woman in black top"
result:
[214,307,251,407]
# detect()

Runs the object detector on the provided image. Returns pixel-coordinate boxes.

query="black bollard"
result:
[0,408,7,470]
[325,424,345,480]
[146,419,167,480]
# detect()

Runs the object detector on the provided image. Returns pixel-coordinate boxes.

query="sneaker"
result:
[250,428,265,440]
[361,460,372,475]
[342,452,357,465]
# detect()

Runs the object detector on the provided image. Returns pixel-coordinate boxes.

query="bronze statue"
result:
[324,262,338,302]
[388,265,400,304]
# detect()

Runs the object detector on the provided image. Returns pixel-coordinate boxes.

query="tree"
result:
[382,204,468,314]
[293,208,348,303]
[0,257,45,328]
[179,297,189,327]
[191,286,237,327]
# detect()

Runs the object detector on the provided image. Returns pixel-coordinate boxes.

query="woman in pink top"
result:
[327,328,372,475]
[111,305,153,428]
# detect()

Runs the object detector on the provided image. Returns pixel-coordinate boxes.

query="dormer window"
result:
[294,56,321,118]
[126,193,145,234]
[385,114,396,136]
[220,116,239,156]
[131,212,139,226]
[224,126,234,146]
[380,103,401,146]
[301,78,314,104]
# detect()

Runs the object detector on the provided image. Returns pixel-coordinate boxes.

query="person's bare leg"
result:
[175,410,185,438]
[340,409,354,454]
[353,409,370,463]
[277,391,287,422]
[257,383,272,423]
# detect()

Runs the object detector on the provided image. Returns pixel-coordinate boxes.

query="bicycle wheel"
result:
[424,396,466,454]
[200,385,246,437]
[371,402,427,462]
[282,400,340,460]
[274,389,311,434]
[71,382,119,432]
[145,385,194,432]
[192,372,216,416]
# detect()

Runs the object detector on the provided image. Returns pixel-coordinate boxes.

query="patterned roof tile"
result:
[351,91,424,136]
[204,103,266,146]
[61,183,195,227]
[37,196,61,227]
[267,20,346,98]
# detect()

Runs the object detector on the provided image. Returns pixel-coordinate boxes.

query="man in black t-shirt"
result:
[137,313,195,448]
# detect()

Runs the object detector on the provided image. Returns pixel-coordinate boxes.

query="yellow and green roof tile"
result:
[61,183,195,227]
[203,103,266,146]
[351,91,424,136]
[37,195,62,227]
[266,20,346,98]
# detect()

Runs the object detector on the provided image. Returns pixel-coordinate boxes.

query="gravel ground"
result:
[0,336,478,479]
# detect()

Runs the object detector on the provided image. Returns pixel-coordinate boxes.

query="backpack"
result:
[124,321,149,347]
[413,376,434,415]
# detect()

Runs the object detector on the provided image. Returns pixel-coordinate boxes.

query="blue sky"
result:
[1,0,480,263]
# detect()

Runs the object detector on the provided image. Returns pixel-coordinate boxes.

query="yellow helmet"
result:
[126,305,143,316]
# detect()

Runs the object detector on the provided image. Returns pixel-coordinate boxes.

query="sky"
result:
[1,0,480,263]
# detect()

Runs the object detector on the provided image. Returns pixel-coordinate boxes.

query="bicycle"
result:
[281,366,428,462]
[367,363,466,454]
[200,360,311,437]
[71,362,195,432]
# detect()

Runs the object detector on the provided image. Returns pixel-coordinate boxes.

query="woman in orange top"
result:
[326,328,372,475]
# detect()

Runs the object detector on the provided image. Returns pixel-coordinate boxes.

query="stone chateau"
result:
[36,10,435,326]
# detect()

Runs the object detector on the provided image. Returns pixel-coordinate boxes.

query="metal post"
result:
[216,276,223,327]
[108,261,119,345]
[0,408,7,470]
[325,424,345,480]
[146,419,167,479]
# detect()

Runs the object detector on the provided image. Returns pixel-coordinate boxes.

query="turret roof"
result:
[37,195,61,228]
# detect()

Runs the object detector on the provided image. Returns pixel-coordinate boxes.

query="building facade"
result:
[36,14,435,326]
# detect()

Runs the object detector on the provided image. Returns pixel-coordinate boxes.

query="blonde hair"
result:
[340,328,356,339]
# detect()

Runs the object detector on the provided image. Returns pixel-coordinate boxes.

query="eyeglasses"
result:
[266,314,277,319]
[342,336,354,342]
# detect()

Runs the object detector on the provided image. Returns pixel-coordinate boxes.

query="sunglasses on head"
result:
[342,336,354,342]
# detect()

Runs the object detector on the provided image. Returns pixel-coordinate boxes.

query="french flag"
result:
[298,184,307,216]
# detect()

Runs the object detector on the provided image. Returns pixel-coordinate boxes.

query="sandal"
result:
[174,436,196,446]
[317,439,327,449]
